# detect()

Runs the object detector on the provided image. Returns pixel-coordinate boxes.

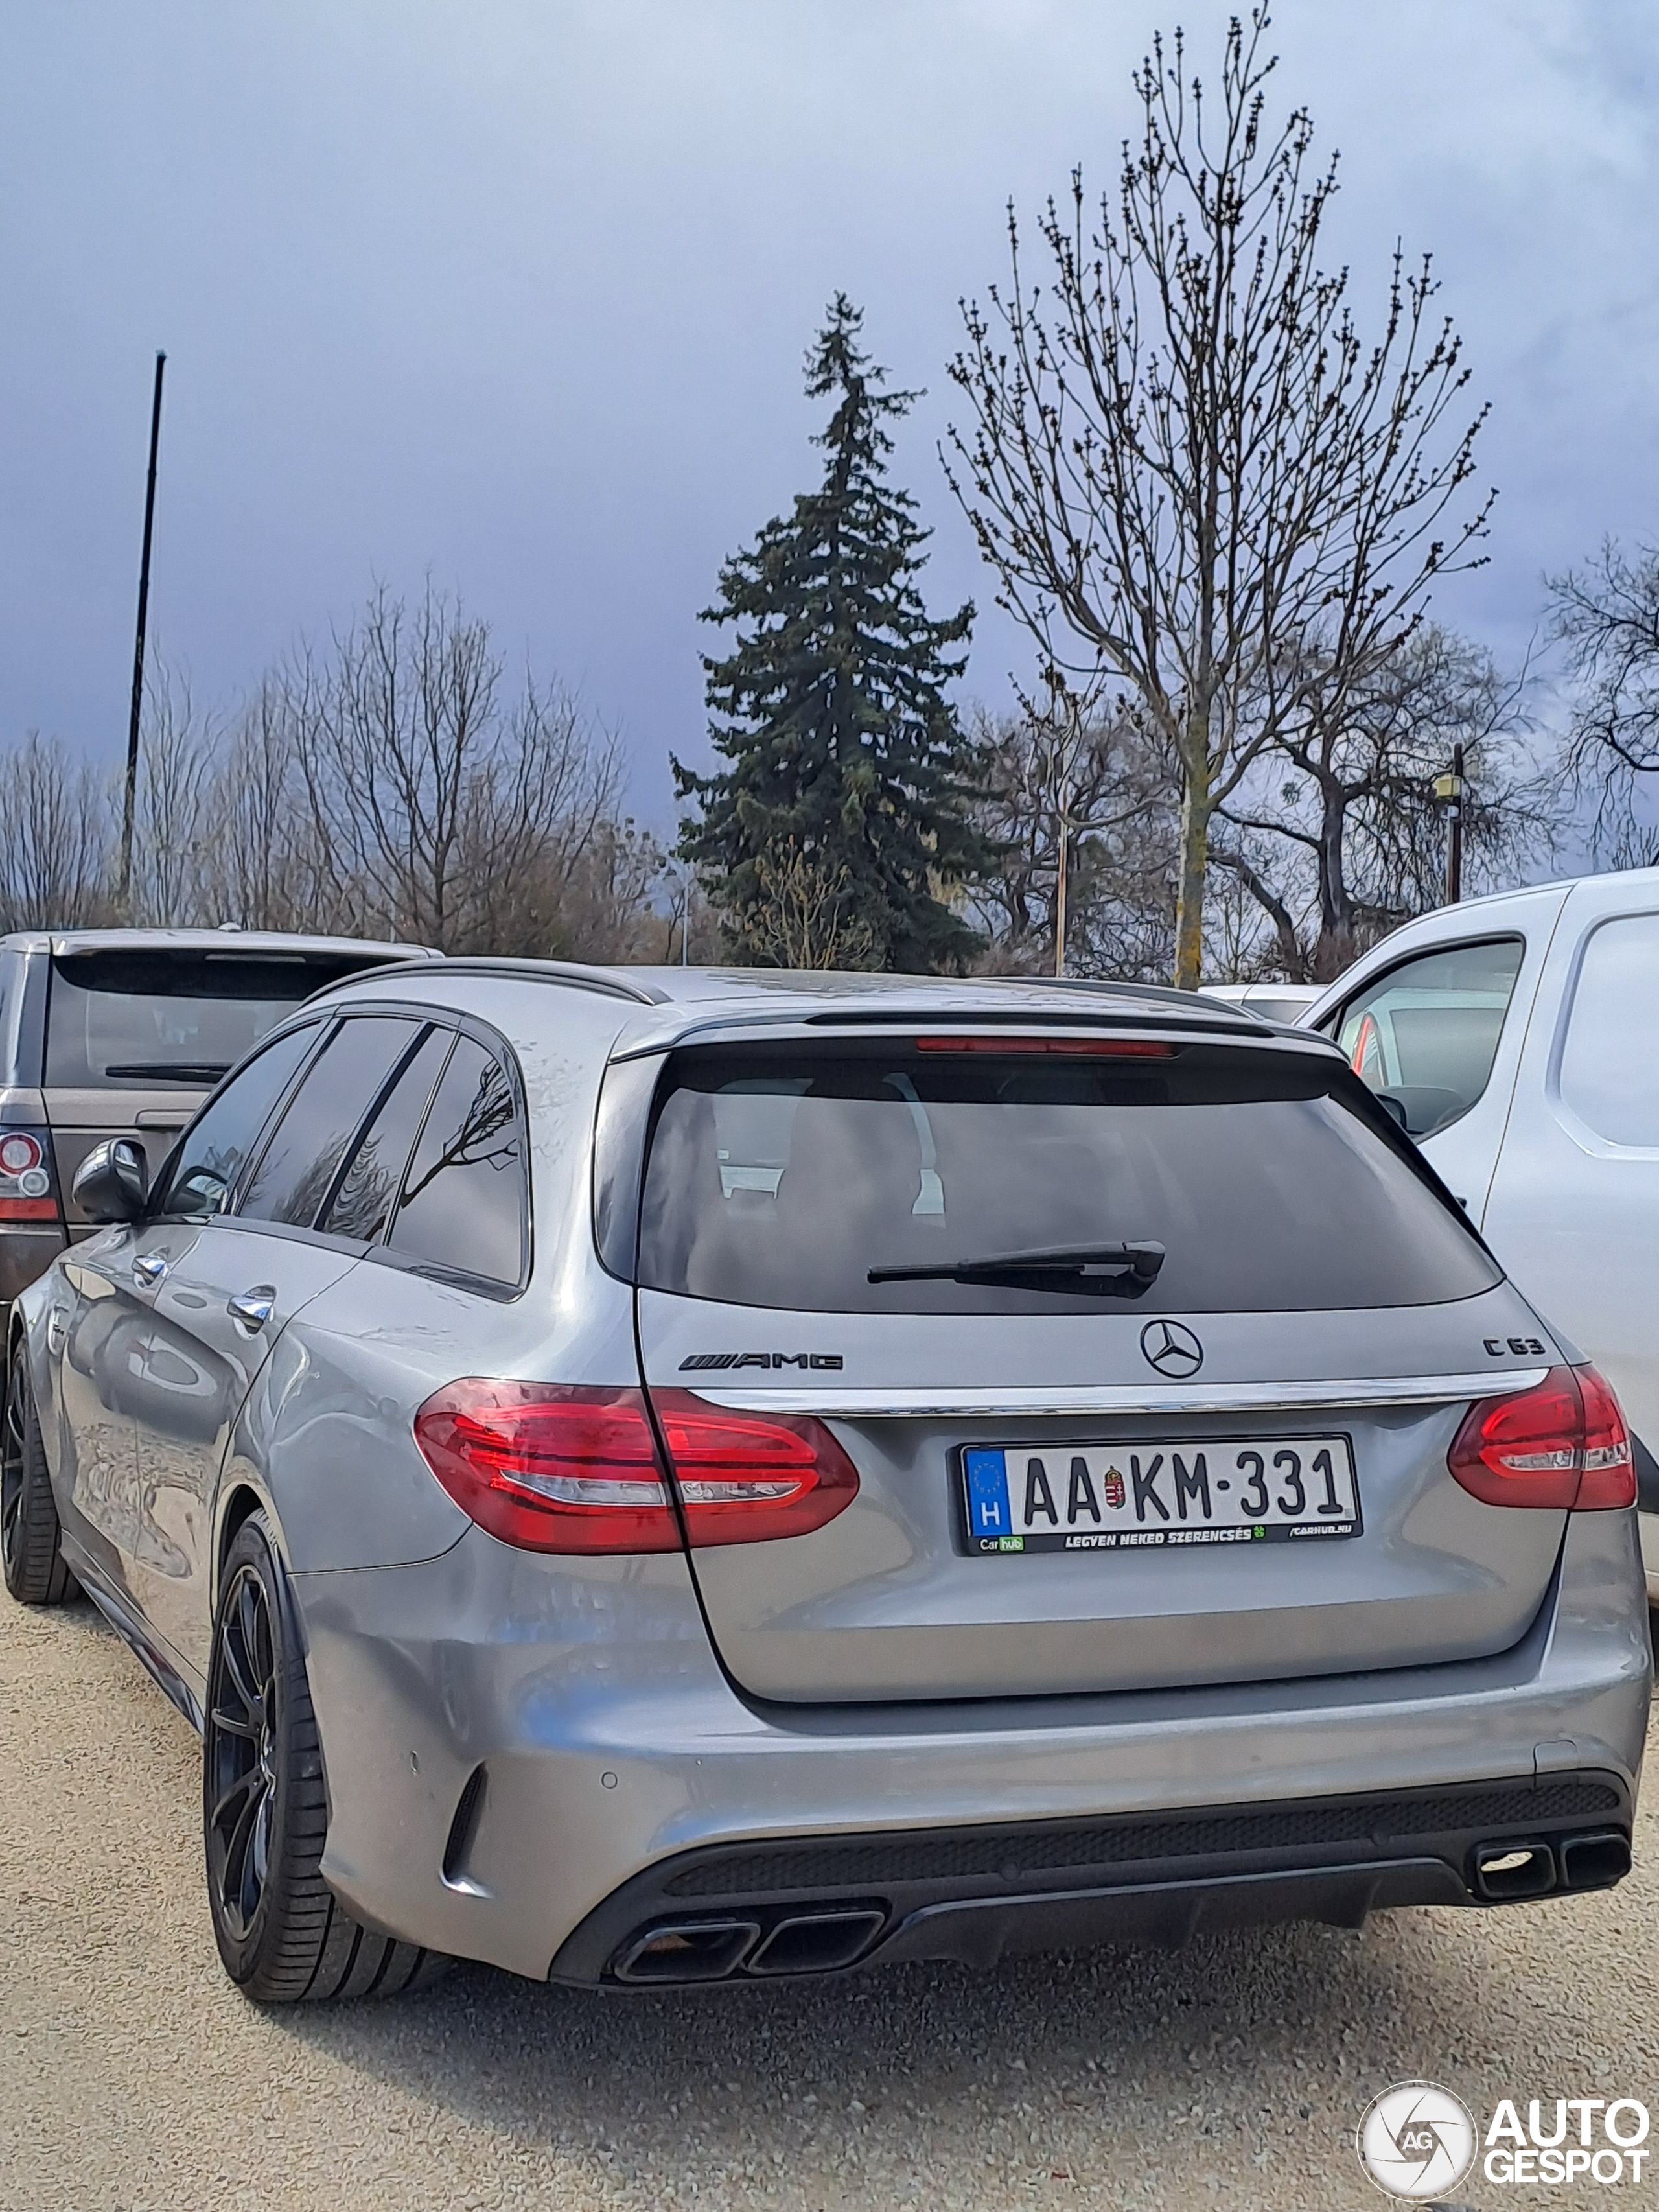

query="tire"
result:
[2,1336,75,1605]
[203,1511,448,2003]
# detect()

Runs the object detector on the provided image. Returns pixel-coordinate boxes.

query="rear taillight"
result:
[413,1380,859,1555]
[651,1387,860,1544]
[1447,1363,1635,1511]
[1576,1365,1637,1509]
[415,1383,677,1553]
[0,1127,60,1223]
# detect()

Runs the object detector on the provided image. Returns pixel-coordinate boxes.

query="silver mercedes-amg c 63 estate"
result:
[3,961,1649,2001]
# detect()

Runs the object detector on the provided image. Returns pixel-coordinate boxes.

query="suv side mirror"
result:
[73,1138,150,1223]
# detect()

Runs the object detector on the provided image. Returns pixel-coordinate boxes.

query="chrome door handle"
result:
[132,1252,168,1289]
[227,1286,276,1333]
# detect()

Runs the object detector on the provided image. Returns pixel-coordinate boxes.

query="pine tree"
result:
[674,296,992,972]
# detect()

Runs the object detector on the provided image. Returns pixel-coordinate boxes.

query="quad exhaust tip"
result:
[1557,1830,1632,1892]
[1473,1841,1557,1901]
[612,1907,887,1984]
[610,1829,1636,1983]
[1472,1830,1631,1902]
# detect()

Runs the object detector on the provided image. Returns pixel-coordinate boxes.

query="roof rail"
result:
[313,955,670,1007]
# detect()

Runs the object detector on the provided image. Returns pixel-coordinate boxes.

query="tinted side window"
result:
[388,1036,526,1288]
[238,1018,421,1229]
[1334,937,1524,1139]
[319,1026,453,1242]
[1559,913,1659,1146]
[158,1025,321,1220]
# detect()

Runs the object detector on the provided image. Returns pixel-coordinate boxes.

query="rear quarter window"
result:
[636,1041,1501,1316]
[384,1034,528,1291]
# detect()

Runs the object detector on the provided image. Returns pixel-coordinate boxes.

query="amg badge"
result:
[679,1352,844,1372]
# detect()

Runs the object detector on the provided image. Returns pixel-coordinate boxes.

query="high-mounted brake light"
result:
[914,1035,1176,1057]
[413,1380,859,1555]
[1446,1363,1634,1511]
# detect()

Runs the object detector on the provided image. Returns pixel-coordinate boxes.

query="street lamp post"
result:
[1432,741,1466,905]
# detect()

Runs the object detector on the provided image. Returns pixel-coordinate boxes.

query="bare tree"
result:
[0,735,115,931]
[1548,539,1659,864]
[1212,625,1546,979]
[278,583,663,955]
[198,673,353,933]
[130,662,213,927]
[0,583,667,959]
[545,816,677,964]
[944,9,1492,986]
[732,843,881,970]
[450,677,642,957]
[966,700,1177,979]
[287,583,501,946]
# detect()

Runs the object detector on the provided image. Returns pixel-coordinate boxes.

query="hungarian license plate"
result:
[960,1436,1361,1554]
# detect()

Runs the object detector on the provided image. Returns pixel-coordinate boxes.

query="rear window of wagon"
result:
[635,1040,1501,1316]
[45,949,393,1089]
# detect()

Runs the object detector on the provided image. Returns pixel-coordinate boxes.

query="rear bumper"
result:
[294,1509,1651,1985]
[553,1771,1635,1985]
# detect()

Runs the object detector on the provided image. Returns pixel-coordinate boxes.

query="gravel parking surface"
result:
[1,1590,1653,2212]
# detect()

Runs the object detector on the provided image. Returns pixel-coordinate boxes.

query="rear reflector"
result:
[413,1380,859,1554]
[1447,1363,1635,1510]
[914,1035,1176,1056]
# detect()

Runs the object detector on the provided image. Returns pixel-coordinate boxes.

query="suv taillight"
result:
[0,1127,60,1223]
[413,1380,859,1554]
[1447,1363,1635,1510]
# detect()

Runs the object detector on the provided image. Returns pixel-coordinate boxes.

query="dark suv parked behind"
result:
[0,930,438,1333]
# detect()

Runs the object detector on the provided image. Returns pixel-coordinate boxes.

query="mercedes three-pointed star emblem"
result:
[1139,1318,1203,1378]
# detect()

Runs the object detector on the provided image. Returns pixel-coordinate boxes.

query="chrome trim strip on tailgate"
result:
[684,1369,1550,1419]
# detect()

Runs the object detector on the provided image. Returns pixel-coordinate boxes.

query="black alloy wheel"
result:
[205,1560,280,1942]
[1,1338,75,1605]
[203,1510,447,2003]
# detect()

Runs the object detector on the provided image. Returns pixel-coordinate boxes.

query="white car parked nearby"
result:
[1303,868,1659,1601]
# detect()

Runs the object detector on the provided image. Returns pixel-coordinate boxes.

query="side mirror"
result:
[72,1138,150,1224]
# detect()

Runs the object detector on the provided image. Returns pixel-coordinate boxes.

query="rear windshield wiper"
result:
[868,1240,1166,1287]
[102,1062,229,1082]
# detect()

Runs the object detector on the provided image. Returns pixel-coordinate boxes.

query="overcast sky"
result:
[5,1,1658,822]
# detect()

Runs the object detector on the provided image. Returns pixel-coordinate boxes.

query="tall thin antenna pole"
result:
[119,351,166,913]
